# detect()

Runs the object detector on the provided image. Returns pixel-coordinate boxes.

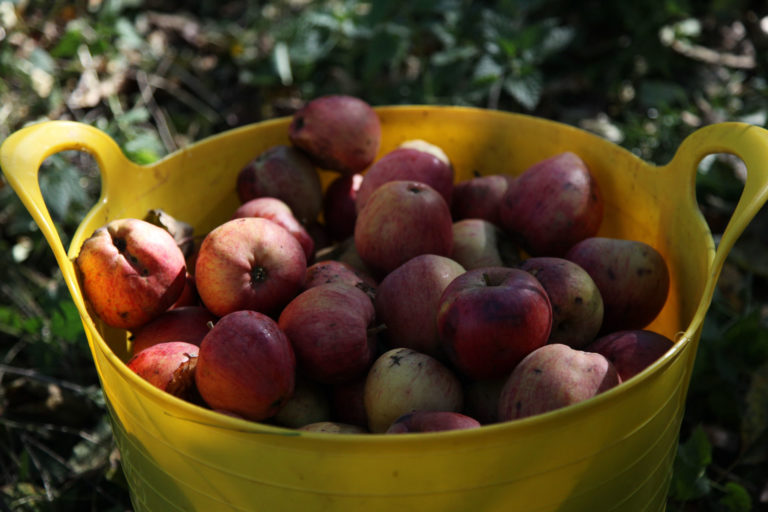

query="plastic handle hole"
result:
[695,153,747,239]
[36,149,103,251]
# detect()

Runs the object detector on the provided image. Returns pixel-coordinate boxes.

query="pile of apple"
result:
[75,95,675,435]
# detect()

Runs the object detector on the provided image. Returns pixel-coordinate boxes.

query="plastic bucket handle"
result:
[661,122,768,342]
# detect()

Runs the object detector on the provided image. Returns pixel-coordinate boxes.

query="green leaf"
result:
[50,28,85,58]
[718,482,752,512]
[50,300,86,344]
[503,72,542,110]
[741,361,768,452]
[670,425,712,501]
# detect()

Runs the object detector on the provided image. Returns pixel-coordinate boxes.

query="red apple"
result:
[304,260,377,299]
[323,173,364,241]
[497,343,620,421]
[354,180,453,276]
[289,95,381,175]
[436,267,552,380]
[130,305,217,355]
[195,310,296,421]
[127,341,199,400]
[462,377,506,425]
[170,271,199,309]
[586,329,674,380]
[75,218,187,330]
[386,410,481,434]
[451,174,514,225]
[355,145,454,213]
[565,237,670,333]
[498,152,603,256]
[195,217,307,317]
[364,347,463,433]
[236,144,323,224]
[232,197,314,261]
[330,376,368,427]
[375,254,465,356]
[278,283,377,384]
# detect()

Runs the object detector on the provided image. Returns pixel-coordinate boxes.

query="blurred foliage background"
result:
[1,0,767,510]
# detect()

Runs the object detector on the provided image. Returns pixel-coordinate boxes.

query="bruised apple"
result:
[355,181,453,276]
[127,341,199,400]
[364,348,463,433]
[195,310,296,421]
[497,344,620,421]
[75,218,187,330]
[289,95,381,175]
[194,217,307,317]
[436,267,552,380]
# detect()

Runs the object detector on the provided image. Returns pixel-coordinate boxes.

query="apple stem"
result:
[367,323,387,336]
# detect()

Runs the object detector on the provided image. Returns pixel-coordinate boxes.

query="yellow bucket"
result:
[3,107,768,512]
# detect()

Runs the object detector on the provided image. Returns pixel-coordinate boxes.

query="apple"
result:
[304,260,377,302]
[330,376,368,427]
[398,139,451,166]
[194,217,307,318]
[364,347,463,433]
[127,341,199,400]
[565,237,670,333]
[375,254,465,357]
[235,144,323,224]
[278,283,377,384]
[289,95,381,175]
[451,174,514,225]
[462,377,506,425]
[436,267,552,380]
[75,218,187,330]
[323,173,364,241]
[354,180,454,276]
[586,329,674,380]
[385,410,481,434]
[497,343,620,421]
[355,145,454,213]
[272,377,332,429]
[298,422,368,434]
[195,310,296,421]
[231,197,315,261]
[519,256,604,349]
[170,271,199,309]
[130,305,217,355]
[498,151,603,256]
[450,218,521,270]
